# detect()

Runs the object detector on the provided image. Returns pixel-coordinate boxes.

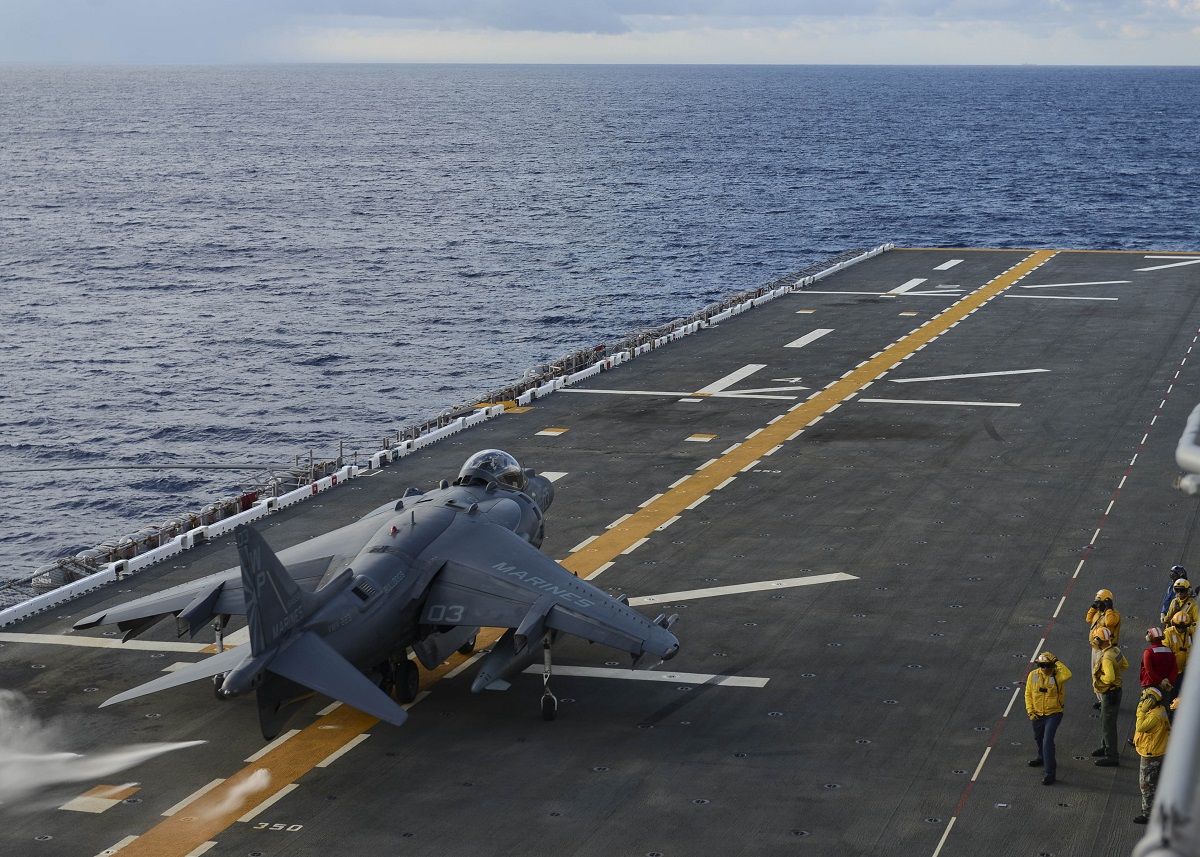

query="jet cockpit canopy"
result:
[457,449,527,491]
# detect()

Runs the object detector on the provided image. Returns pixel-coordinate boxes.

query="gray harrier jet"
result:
[75,450,680,738]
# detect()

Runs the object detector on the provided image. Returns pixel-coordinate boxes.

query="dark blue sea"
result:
[1,64,1198,581]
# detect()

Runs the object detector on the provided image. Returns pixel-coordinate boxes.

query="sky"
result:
[0,1,1198,65]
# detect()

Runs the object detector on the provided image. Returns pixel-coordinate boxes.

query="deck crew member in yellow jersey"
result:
[1092,627,1128,766]
[1024,651,1071,785]
[1162,578,1198,634]
[1133,686,1171,825]
[1165,611,1193,701]
[1087,589,1120,707]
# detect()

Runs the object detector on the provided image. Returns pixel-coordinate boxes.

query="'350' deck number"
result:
[253,822,303,831]
[426,604,465,622]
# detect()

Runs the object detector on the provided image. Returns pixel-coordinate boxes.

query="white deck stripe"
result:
[930,817,957,857]
[859,398,1020,408]
[784,328,834,349]
[629,573,857,605]
[933,259,963,270]
[1019,280,1131,288]
[620,538,649,555]
[95,835,140,856]
[561,388,693,396]
[162,780,226,817]
[0,632,208,652]
[970,745,992,782]
[520,665,768,687]
[237,783,299,823]
[1137,258,1200,271]
[183,843,218,857]
[316,733,371,768]
[889,278,928,294]
[693,364,767,395]
[1005,295,1118,301]
[223,627,251,647]
[245,729,300,763]
[890,369,1047,383]
[570,535,598,553]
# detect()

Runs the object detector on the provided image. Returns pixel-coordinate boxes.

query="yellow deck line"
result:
[114,249,1055,857]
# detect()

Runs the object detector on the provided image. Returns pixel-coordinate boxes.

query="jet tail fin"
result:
[237,524,314,656]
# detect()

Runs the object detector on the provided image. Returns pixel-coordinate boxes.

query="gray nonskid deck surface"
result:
[3,248,1200,856]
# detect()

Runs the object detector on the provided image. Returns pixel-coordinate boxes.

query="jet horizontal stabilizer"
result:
[267,632,409,727]
[100,645,249,709]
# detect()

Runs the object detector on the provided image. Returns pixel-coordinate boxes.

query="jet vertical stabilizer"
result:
[237,524,315,656]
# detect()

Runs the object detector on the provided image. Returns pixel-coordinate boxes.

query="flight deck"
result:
[4,247,1200,857]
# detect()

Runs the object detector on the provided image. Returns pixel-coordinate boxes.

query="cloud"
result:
[0,0,1197,63]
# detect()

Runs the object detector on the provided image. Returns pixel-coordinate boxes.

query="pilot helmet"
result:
[1147,627,1164,643]
[457,449,527,491]
[1035,652,1056,668]
[1095,588,1114,602]
[1172,565,1188,578]
[1175,579,1192,593]
[1142,686,1163,704]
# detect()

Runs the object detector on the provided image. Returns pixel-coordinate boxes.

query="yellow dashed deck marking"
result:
[117,250,1054,857]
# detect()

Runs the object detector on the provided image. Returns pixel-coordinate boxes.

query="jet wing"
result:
[421,520,678,659]
[73,555,335,637]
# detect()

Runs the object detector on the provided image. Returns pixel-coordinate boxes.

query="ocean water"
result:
[1,64,1198,581]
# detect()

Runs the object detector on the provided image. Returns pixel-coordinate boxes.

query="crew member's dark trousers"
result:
[1100,687,1122,759]
[1032,711,1063,777]
[1140,755,1163,815]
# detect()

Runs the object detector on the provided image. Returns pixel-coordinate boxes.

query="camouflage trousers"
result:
[1140,755,1163,816]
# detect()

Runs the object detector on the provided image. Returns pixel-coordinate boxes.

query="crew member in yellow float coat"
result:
[1024,651,1071,785]
[1088,588,1121,706]
[1133,686,1171,825]
[1092,627,1128,766]
[1162,579,1199,634]
[1165,611,1193,700]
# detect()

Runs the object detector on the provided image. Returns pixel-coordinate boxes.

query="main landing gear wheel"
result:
[398,658,420,704]
[375,660,396,698]
[540,638,557,721]
[458,633,477,655]
[212,673,226,700]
